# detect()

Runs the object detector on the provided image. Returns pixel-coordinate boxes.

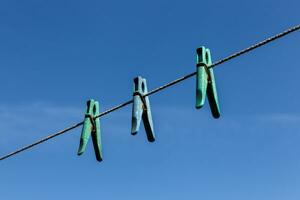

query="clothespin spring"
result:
[196,63,212,83]
[133,91,148,110]
[85,114,96,133]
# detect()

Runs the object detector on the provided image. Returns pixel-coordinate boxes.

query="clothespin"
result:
[196,46,221,118]
[131,76,155,142]
[77,99,103,162]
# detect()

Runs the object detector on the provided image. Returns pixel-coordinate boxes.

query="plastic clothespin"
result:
[77,99,103,162]
[131,76,155,142]
[196,46,221,118]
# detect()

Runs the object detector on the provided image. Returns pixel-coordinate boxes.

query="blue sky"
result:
[0,0,300,199]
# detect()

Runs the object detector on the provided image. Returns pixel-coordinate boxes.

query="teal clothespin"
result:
[131,76,155,142]
[77,99,103,162]
[196,46,221,118]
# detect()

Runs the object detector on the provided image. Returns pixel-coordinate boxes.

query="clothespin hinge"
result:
[133,91,148,110]
[85,114,96,133]
[196,62,212,83]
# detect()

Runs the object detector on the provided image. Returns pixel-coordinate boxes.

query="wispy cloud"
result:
[257,113,300,124]
[0,102,82,146]
[0,101,299,150]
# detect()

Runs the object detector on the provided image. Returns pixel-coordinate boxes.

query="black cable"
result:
[1,24,299,161]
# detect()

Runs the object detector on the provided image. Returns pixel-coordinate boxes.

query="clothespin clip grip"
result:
[77,99,103,162]
[131,76,155,142]
[196,46,221,118]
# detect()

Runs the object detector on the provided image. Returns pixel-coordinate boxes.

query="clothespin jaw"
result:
[77,99,103,162]
[131,76,155,142]
[196,46,221,118]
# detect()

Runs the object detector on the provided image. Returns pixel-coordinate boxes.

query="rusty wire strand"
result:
[1,24,299,161]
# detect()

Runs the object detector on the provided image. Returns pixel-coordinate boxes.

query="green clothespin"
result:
[131,76,155,142]
[196,46,220,118]
[77,99,103,162]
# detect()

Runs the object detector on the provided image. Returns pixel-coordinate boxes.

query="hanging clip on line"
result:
[196,46,221,118]
[77,99,103,162]
[131,76,155,142]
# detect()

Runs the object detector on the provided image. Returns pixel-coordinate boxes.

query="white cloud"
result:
[0,102,82,147]
[255,113,300,124]
[1,101,299,153]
